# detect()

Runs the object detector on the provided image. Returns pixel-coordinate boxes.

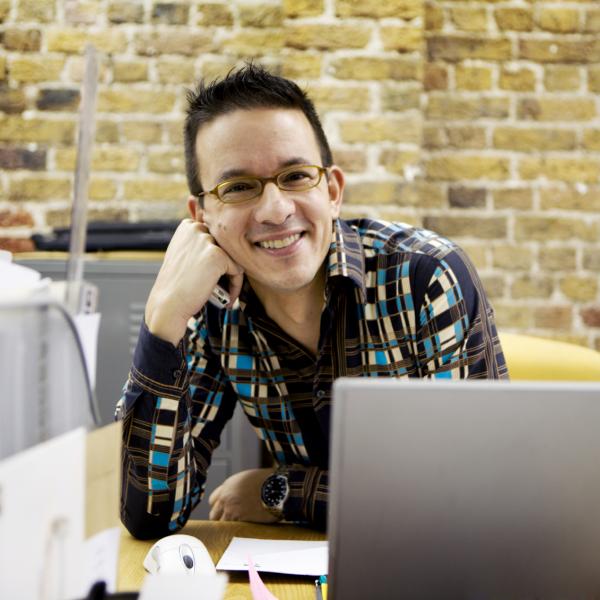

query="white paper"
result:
[73,312,101,390]
[216,537,328,576]
[0,428,86,600]
[83,527,121,593]
[139,573,228,600]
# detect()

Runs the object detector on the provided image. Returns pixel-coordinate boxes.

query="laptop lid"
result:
[328,379,600,600]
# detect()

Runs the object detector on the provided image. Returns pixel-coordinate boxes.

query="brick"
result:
[461,244,488,270]
[122,122,163,143]
[493,188,533,210]
[240,3,283,27]
[584,9,600,32]
[446,126,487,150]
[36,89,80,111]
[156,58,196,84]
[89,178,118,201]
[65,1,100,25]
[281,53,322,79]
[336,0,421,19]
[376,209,420,227]
[135,31,213,56]
[518,98,596,121]
[537,8,580,33]
[3,28,42,51]
[380,27,423,53]
[124,179,188,200]
[332,148,367,173]
[165,120,185,144]
[200,58,239,81]
[98,89,177,113]
[493,246,533,270]
[494,7,533,31]
[425,156,510,181]
[308,84,371,112]
[17,0,54,22]
[95,121,119,144]
[450,6,488,32]
[519,39,600,63]
[539,247,577,271]
[515,216,597,242]
[0,209,34,228]
[583,130,600,151]
[428,36,512,62]
[560,276,598,302]
[196,3,234,26]
[0,116,75,144]
[423,126,446,150]
[380,150,421,176]
[424,64,448,91]
[339,116,421,144]
[581,308,600,328]
[0,89,26,113]
[583,249,600,271]
[47,28,128,54]
[448,187,486,208]
[425,1,444,32]
[108,2,144,24]
[148,149,185,174]
[0,148,45,170]
[55,146,140,172]
[427,95,509,120]
[112,60,148,82]
[380,85,421,112]
[10,57,65,82]
[590,67,600,93]
[520,157,600,183]
[534,306,573,330]
[423,215,507,239]
[540,186,600,211]
[511,276,553,299]
[330,56,421,81]
[0,56,5,81]
[46,208,129,228]
[9,177,71,201]
[395,181,446,209]
[152,3,189,25]
[286,25,371,51]
[493,128,576,152]
[481,276,505,300]
[0,238,35,253]
[544,65,582,91]
[499,67,536,91]
[493,303,535,330]
[344,181,405,205]
[223,30,284,55]
[0,0,9,22]
[455,66,493,91]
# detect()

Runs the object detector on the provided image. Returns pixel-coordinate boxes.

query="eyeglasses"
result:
[197,164,328,205]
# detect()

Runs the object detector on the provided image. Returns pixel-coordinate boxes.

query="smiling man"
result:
[119,64,508,539]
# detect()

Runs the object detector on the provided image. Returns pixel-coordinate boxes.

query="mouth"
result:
[255,232,303,250]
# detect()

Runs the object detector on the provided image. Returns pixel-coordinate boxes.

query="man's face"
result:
[190,108,344,300]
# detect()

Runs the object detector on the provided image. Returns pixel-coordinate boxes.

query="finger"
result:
[208,485,222,506]
[226,270,245,307]
[209,501,223,521]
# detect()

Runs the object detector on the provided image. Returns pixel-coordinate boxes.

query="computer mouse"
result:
[143,534,216,576]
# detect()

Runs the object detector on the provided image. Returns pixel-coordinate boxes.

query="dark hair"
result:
[183,63,333,200]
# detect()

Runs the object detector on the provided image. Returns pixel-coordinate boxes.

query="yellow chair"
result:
[499,332,600,382]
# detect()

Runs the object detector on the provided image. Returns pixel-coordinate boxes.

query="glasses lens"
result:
[277,166,321,191]
[218,178,262,203]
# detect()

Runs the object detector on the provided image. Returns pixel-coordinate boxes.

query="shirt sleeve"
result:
[120,317,236,540]
[283,466,328,530]
[412,247,508,379]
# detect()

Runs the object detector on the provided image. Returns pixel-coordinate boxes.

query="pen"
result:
[314,578,323,600]
[320,575,328,599]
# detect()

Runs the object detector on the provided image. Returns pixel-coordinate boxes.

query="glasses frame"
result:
[196,164,329,205]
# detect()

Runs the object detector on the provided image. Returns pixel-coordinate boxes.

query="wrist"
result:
[145,301,188,347]
[260,466,289,521]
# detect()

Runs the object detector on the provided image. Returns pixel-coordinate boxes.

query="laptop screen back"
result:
[328,379,600,600]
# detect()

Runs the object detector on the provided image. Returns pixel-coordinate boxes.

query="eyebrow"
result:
[215,157,314,184]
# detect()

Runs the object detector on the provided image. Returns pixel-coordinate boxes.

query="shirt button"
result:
[316,389,326,399]
[173,369,182,379]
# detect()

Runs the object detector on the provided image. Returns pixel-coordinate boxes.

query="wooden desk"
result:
[118,520,327,599]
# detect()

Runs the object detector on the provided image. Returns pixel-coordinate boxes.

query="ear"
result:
[327,165,345,219]
[187,195,204,222]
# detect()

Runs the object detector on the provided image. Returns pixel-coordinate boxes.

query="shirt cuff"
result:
[130,320,189,398]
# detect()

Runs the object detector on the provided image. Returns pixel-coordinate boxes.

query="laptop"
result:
[328,379,600,600]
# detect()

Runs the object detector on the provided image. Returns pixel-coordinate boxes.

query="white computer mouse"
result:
[143,534,216,576]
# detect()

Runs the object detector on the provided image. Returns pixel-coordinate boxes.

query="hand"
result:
[145,218,244,345]
[208,468,280,523]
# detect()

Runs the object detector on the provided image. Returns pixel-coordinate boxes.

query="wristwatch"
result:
[261,468,289,520]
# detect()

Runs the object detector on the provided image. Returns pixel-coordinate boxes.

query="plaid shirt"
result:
[120,219,508,538]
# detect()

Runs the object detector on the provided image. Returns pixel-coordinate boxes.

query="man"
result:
[119,64,508,540]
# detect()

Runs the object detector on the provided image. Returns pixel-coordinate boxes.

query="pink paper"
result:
[247,555,279,600]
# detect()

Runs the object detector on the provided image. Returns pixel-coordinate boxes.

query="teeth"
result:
[258,233,301,250]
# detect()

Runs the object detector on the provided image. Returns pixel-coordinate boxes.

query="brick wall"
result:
[1,0,599,351]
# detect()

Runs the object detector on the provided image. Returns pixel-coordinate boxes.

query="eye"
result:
[221,180,254,195]
[281,169,312,183]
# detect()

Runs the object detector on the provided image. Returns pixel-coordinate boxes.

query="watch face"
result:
[262,474,288,508]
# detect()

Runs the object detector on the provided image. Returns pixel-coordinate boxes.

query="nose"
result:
[252,181,296,225]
